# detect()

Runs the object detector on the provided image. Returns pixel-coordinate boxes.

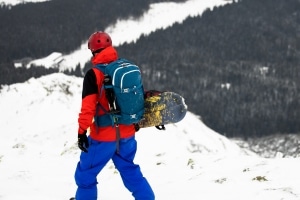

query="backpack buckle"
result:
[130,114,137,119]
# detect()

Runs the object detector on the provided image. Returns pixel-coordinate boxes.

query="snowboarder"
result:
[74,31,155,200]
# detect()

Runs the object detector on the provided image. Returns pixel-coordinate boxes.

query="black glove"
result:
[134,123,140,132]
[78,131,89,153]
[155,125,165,130]
[144,90,162,98]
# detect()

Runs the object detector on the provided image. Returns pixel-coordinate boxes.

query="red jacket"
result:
[78,46,135,141]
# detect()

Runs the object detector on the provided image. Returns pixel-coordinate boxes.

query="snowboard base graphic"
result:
[138,91,187,128]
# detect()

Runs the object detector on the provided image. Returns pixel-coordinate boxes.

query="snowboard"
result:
[138,91,187,128]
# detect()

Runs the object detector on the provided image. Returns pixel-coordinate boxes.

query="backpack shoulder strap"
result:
[93,61,122,153]
[93,63,117,112]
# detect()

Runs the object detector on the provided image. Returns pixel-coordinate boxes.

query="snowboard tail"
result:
[138,91,187,128]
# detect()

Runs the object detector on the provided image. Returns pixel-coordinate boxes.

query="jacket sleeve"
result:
[78,69,99,134]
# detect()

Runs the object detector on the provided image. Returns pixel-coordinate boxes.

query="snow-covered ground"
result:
[1,73,300,200]
[1,0,300,199]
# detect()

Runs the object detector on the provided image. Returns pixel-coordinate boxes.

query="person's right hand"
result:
[78,131,89,153]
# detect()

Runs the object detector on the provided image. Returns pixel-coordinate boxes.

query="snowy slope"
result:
[1,73,300,200]
[1,0,300,199]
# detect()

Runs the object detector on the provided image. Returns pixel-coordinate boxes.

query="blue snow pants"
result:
[74,136,155,200]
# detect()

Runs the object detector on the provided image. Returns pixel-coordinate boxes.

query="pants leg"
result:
[75,137,116,200]
[112,136,155,200]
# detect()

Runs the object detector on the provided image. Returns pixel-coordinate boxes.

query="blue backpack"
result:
[94,58,145,126]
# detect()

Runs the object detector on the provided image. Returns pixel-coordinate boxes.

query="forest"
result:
[1,0,299,138]
[0,0,186,84]
[114,0,300,138]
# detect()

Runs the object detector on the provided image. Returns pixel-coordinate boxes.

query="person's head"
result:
[88,31,112,56]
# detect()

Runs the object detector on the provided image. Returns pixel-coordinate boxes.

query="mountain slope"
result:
[0,73,300,199]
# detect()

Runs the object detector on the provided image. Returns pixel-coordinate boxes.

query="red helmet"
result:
[88,31,112,53]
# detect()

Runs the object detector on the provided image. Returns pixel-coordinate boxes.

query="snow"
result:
[0,0,49,6]
[1,73,300,199]
[1,0,300,199]
[26,52,63,69]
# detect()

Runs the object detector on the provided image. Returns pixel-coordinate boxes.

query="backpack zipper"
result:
[112,65,140,89]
